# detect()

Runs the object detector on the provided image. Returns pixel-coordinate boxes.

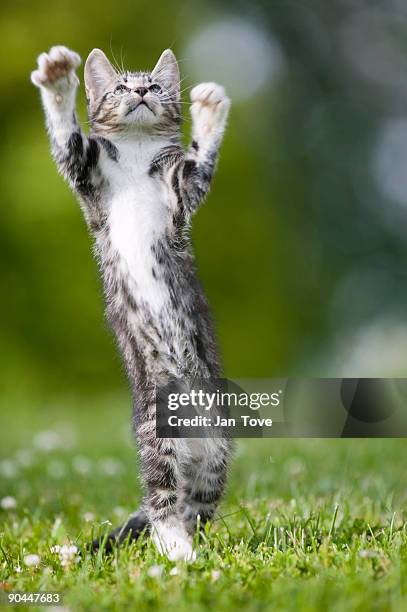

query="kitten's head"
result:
[84,49,181,136]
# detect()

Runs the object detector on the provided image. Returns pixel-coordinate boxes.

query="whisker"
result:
[108,40,123,75]
[120,46,126,74]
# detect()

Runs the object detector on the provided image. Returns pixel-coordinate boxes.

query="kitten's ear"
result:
[151,49,180,99]
[84,49,117,102]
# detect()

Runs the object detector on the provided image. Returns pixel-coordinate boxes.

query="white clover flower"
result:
[211,569,221,582]
[1,496,17,510]
[51,544,79,569]
[147,564,164,578]
[113,506,127,518]
[83,512,95,522]
[169,567,179,576]
[15,565,22,573]
[0,459,19,478]
[359,549,378,558]
[24,554,41,567]
[72,456,92,475]
[98,458,124,476]
[51,517,63,537]
[33,430,63,452]
[15,449,34,467]
[286,457,306,477]
[47,460,67,479]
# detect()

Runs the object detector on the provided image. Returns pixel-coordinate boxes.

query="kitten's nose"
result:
[135,87,148,98]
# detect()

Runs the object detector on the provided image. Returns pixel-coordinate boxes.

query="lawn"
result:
[1,395,407,611]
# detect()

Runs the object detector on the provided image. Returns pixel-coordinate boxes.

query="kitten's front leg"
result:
[190,82,230,149]
[31,47,104,228]
[172,83,230,214]
[31,46,81,150]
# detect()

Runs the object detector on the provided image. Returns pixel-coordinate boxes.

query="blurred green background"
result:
[2,5,407,606]
[2,0,407,403]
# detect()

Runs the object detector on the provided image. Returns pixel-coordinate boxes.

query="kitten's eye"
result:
[149,84,162,94]
[113,85,128,96]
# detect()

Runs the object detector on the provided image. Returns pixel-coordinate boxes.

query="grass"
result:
[1,394,407,611]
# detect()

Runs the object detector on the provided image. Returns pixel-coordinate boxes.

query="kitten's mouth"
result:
[126,101,153,116]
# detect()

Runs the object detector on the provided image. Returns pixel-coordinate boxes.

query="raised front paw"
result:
[190,82,230,139]
[31,46,81,90]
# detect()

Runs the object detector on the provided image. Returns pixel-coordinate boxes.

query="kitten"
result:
[31,46,231,561]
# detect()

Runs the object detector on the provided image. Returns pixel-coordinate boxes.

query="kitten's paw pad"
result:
[190,82,230,137]
[31,46,81,89]
[152,524,196,562]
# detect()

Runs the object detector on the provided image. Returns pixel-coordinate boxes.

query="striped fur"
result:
[32,46,231,561]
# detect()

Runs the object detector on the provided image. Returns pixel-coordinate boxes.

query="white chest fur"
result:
[104,138,171,312]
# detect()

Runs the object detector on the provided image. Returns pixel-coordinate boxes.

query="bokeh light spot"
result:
[183,18,283,103]
[373,118,407,208]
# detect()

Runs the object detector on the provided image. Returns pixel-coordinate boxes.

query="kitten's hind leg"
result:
[137,418,195,561]
[90,509,149,554]
[179,438,232,536]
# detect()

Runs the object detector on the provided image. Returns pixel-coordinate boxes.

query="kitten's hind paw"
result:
[31,46,81,90]
[152,522,196,562]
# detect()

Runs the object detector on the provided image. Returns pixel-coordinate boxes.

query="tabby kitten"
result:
[31,46,231,561]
